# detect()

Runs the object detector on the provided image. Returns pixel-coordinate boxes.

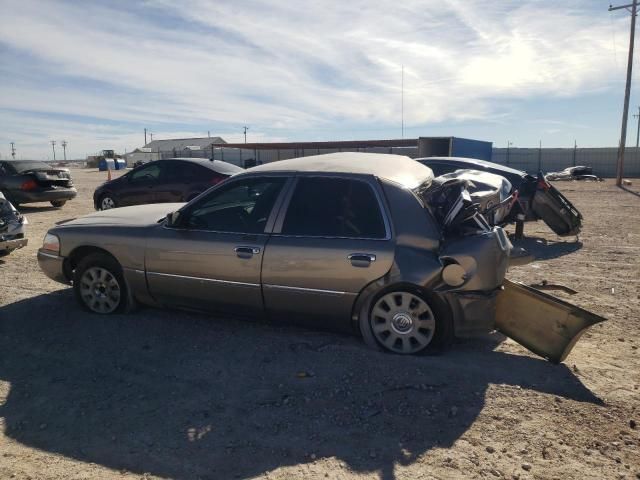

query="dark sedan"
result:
[0,160,77,208]
[93,158,244,210]
[417,157,582,237]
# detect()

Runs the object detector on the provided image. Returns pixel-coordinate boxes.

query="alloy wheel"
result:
[79,266,121,313]
[101,196,115,210]
[370,291,436,354]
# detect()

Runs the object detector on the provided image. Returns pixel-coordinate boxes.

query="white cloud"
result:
[0,0,630,157]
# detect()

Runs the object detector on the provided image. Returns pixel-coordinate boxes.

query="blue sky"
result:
[0,0,637,159]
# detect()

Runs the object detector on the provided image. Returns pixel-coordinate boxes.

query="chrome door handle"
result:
[348,253,376,263]
[235,246,261,256]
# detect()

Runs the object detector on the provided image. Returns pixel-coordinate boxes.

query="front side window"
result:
[130,163,161,182]
[182,177,286,233]
[281,177,386,238]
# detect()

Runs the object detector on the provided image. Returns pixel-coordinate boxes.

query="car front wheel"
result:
[73,253,128,314]
[360,289,452,355]
[99,194,117,210]
[51,200,67,208]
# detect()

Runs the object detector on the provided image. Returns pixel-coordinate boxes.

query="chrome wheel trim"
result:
[101,196,115,210]
[370,292,436,354]
[79,266,121,314]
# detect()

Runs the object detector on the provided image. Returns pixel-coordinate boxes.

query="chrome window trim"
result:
[146,271,260,288]
[263,284,355,296]
[271,174,393,241]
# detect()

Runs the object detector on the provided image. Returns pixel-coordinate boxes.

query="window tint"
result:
[163,161,205,181]
[282,177,386,238]
[130,163,161,181]
[184,177,285,233]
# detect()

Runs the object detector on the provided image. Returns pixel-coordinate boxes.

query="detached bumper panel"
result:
[495,279,606,363]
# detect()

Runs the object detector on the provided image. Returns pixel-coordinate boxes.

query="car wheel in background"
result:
[360,288,452,355]
[50,200,67,208]
[99,194,117,210]
[73,252,129,314]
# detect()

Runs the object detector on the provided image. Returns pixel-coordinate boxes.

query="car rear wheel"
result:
[99,194,116,210]
[73,253,128,314]
[360,289,452,355]
[51,200,66,208]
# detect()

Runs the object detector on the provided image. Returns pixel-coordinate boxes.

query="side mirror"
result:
[166,211,181,227]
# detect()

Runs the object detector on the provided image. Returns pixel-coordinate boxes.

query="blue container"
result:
[98,158,116,171]
[115,158,127,170]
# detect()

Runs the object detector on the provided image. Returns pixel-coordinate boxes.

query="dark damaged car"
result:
[0,160,77,208]
[417,156,583,237]
[37,153,603,362]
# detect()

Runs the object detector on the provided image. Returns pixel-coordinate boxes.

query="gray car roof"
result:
[247,152,434,188]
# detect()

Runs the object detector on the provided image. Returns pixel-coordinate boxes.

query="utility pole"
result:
[150,133,153,142]
[609,0,637,186]
[538,140,542,171]
[506,141,513,166]
[634,106,640,147]
[243,126,249,144]
[573,139,577,166]
[10,142,16,159]
[61,140,68,161]
[401,65,404,139]
[51,140,56,162]
[144,128,147,145]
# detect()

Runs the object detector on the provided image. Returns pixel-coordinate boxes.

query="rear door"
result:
[145,175,289,315]
[261,175,395,331]
[154,160,212,203]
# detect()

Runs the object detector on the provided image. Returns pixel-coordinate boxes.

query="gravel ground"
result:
[0,169,639,480]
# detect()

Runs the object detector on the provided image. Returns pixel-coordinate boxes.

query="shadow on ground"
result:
[512,236,583,261]
[0,290,602,480]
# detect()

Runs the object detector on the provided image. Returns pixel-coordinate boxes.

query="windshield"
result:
[7,160,53,173]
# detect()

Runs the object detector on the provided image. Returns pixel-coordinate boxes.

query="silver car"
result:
[37,153,601,359]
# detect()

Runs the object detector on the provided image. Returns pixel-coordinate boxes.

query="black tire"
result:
[73,252,129,314]
[0,250,11,258]
[359,286,453,355]
[51,200,67,208]
[99,194,117,210]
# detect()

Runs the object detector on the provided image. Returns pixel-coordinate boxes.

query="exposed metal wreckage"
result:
[0,192,28,256]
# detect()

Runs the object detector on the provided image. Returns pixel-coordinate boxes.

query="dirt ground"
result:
[0,168,638,480]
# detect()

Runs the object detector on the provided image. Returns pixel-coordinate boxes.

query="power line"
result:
[609,0,637,186]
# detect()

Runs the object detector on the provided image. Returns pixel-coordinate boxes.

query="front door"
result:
[145,175,288,315]
[119,162,162,206]
[261,175,395,331]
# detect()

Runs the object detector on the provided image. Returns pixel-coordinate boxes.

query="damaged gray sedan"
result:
[37,153,603,360]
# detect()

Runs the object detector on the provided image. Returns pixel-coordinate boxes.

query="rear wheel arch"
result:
[354,280,454,354]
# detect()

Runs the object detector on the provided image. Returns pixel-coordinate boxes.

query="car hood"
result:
[62,203,185,227]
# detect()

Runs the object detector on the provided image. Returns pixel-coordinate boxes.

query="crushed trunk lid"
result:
[495,279,606,363]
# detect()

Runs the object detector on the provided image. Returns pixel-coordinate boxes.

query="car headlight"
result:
[42,233,60,254]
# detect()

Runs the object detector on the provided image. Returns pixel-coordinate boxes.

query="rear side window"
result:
[282,177,386,239]
[164,161,206,181]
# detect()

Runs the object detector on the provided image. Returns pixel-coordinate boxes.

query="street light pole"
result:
[609,0,638,186]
